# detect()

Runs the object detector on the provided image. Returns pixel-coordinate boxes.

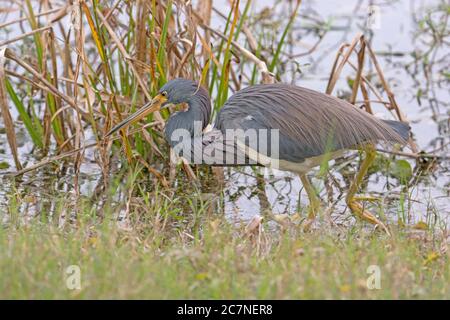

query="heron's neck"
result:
[164,90,211,147]
[190,90,212,123]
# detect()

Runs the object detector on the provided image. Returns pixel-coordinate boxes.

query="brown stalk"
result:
[242,25,258,53]
[365,42,418,152]
[48,28,72,151]
[71,6,86,202]
[196,0,212,56]
[6,121,162,178]
[5,68,66,96]
[98,0,123,28]
[350,37,365,105]
[325,43,347,94]
[4,48,90,119]
[326,33,363,94]
[136,155,169,189]
[0,48,22,170]
[359,80,373,114]
[0,6,63,29]
[339,57,388,107]
[0,24,53,47]
[195,30,220,67]
[135,0,149,78]
[200,23,275,84]
[327,35,417,152]
[175,38,196,77]
[365,41,403,120]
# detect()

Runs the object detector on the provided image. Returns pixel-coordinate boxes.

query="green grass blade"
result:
[269,0,302,73]
[234,0,252,41]
[157,0,173,84]
[217,0,240,108]
[5,78,43,148]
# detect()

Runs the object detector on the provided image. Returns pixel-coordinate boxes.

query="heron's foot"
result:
[301,202,322,232]
[347,200,390,236]
[302,217,315,232]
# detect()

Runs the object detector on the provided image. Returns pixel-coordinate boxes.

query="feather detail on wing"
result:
[215,83,410,162]
[171,129,258,166]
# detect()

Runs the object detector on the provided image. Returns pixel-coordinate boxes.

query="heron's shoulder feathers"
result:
[215,82,409,159]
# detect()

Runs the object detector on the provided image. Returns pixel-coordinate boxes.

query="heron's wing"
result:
[215,83,408,162]
[173,129,258,166]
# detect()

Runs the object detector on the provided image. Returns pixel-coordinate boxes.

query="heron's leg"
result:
[352,195,381,202]
[346,145,390,235]
[256,171,272,214]
[299,174,321,230]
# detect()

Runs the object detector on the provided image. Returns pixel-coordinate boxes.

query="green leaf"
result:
[0,161,10,169]
[390,159,412,183]
[413,221,429,230]
[347,77,355,89]
[5,78,43,148]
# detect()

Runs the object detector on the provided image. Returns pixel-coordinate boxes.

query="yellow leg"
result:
[299,174,321,231]
[346,145,390,235]
[353,195,380,202]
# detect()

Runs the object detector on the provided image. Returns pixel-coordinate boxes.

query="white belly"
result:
[236,139,344,174]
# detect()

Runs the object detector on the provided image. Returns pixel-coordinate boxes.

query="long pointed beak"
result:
[105,94,167,138]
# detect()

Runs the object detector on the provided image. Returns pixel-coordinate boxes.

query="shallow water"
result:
[0,0,448,227]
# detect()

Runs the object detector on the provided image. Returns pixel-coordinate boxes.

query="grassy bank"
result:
[0,196,448,299]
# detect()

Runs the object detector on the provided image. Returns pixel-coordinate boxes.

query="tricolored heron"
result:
[106,78,410,233]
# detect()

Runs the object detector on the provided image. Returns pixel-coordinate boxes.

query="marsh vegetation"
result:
[0,0,448,298]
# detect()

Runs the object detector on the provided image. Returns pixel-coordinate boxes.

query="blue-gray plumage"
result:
[159,79,211,147]
[156,78,409,171]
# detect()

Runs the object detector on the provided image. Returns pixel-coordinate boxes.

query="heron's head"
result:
[158,78,199,105]
[105,78,200,138]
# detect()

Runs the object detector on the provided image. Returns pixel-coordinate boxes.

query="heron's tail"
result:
[382,120,411,142]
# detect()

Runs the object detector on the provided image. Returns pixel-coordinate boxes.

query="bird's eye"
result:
[161,91,168,97]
